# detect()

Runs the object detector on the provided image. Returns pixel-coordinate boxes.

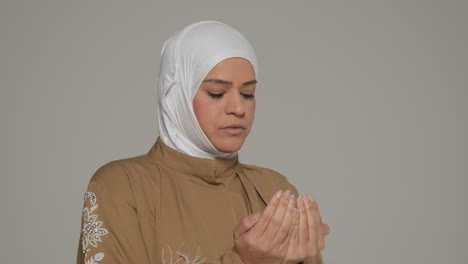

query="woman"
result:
[77,21,329,264]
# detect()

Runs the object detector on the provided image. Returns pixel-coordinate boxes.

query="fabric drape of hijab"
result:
[157,21,258,160]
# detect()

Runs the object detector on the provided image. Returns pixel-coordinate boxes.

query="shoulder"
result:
[87,153,152,196]
[82,154,161,219]
[89,153,155,187]
[89,159,128,184]
[85,160,132,200]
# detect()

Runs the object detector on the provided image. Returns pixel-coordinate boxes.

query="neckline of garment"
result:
[147,137,240,183]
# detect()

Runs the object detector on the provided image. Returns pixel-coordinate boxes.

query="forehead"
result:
[204,57,256,81]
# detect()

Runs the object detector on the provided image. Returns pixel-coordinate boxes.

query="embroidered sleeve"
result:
[80,191,109,263]
[76,163,151,264]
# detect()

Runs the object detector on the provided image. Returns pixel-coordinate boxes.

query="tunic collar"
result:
[147,137,240,184]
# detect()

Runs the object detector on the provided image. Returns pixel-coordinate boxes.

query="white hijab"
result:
[157,21,258,159]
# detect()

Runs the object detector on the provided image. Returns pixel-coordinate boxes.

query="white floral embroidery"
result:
[81,192,109,263]
[84,253,105,264]
[162,247,206,264]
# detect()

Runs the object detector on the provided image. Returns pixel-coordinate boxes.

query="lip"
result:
[223,124,245,129]
[222,125,245,135]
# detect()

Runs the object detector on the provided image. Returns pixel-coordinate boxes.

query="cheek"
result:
[193,96,217,129]
[246,101,256,122]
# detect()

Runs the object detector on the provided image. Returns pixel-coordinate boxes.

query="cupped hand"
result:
[281,194,330,264]
[234,190,297,264]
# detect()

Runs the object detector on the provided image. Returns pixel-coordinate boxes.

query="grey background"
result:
[1,0,467,263]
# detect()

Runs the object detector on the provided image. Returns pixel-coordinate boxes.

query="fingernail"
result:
[302,194,310,202]
[275,190,283,199]
[308,194,315,202]
[283,190,291,199]
[290,195,295,204]
[297,195,304,205]
[250,213,259,221]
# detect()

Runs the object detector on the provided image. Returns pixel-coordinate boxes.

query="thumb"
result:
[234,213,259,239]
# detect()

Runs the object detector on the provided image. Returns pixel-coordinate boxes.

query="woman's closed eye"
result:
[241,93,255,99]
[207,92,255,99]
[207,92,224,99]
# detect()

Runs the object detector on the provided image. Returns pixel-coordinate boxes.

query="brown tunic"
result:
[76,137,323,264]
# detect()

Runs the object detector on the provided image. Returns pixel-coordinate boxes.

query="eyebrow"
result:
[203,79,257,86]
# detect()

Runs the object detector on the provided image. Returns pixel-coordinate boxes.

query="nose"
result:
[225,92,245,117]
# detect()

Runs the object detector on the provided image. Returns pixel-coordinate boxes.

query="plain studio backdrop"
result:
[1,0,467,263]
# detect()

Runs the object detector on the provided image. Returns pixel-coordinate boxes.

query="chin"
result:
[212,137,246,153]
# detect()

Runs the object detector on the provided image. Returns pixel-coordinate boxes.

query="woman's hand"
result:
[281,194,330,264]
[234,190,297,264]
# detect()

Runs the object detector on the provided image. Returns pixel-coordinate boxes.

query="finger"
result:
[304,194,319,247]
[318,233,326,251]
[234,213,260,239]
[305,195,330,238]
[317,221,326,251]
[310,194,326,251]
[252,190,283,235]
[310,194,324,227]
[262,190,292,240]
[272,194,296,244]
[308,194,324,236]
[291,208,299,243]
[297,194,308,243]
[282,208,299,251]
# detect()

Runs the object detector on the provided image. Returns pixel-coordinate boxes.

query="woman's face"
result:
[193,57,256,153]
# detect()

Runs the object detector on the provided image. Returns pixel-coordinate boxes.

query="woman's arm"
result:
[76,164,151,264]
